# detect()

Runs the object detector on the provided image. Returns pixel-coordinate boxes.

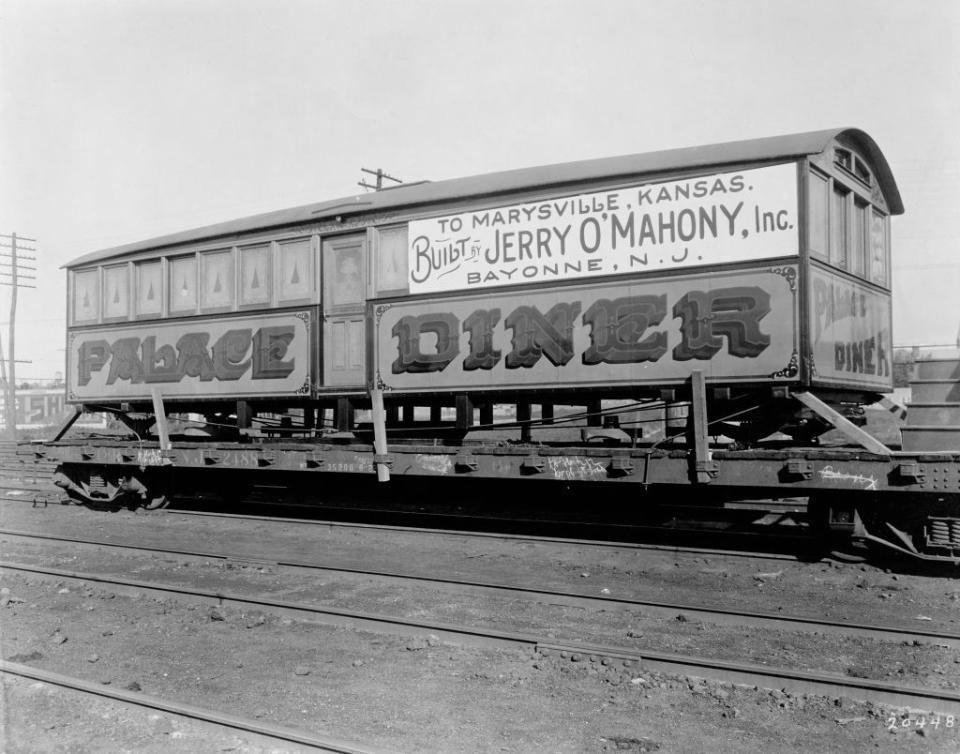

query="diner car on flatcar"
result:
[62,127,900,443]
[45,128,960,564]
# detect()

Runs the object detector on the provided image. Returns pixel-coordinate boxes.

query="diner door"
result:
[322,235,367,387]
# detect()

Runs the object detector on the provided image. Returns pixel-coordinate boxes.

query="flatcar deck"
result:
[33,436,960,494]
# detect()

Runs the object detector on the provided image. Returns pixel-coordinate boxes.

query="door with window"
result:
[322,235,367,387]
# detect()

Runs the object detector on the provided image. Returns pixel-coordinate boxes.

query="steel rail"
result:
[0,661,393,754]
[2,560,959,715]
[1,526,956,649]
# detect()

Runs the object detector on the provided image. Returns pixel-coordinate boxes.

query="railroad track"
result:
[0,526,954,650]
[0,660,393,754]
[2,558,958,716]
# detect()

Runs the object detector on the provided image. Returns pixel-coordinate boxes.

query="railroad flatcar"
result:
[42,128,960,562]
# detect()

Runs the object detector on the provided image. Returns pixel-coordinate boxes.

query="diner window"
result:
[330,245,363,307]
[830,186,849,270]
[853,158,871,185]
[835,147,872,187]
[375,226,409,293]
[834,148,852,171]
[870,210,888,286]
[136,260,162,316]
[102,265,129,319]
[278,239,312,302]
[852,199,870,278]
[169,255,197,314]
[807,171,829,260]
[73,269,99,324]
[201,250,234,310]
[239,245,271,306]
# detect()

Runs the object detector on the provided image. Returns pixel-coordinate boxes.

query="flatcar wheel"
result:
[142,492,170,510]
[134,472,174,510]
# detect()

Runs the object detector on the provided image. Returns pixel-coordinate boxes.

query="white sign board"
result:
[408,163,799,293]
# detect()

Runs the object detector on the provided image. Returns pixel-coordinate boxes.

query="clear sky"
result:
[1,0,958,382]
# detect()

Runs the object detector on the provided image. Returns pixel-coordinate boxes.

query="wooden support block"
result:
[517,402,532,443]
[456,394,473,431]
[479,403,494,427]
[541,404,554,425]
[587,399,602,427]
[151,387,172,451]
[688,370,717,483]
[430,405,442,424]
[370,388,390,482]
[236,400,253,430]
[335,398,354,432]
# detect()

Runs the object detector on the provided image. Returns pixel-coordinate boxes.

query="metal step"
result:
[915,357,960,380]
[900,425,960,452]
[905,402,960,426]
[909,380,960,403]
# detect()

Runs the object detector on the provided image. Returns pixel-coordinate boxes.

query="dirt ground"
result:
[1,501,958,753]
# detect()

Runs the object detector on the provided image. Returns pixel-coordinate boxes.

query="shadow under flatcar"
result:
[163,472,822,558]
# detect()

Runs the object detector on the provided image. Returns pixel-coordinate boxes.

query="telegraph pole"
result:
[0,232,37,438]
[358,167,403,192]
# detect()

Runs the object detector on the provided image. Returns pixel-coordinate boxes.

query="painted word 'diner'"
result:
[76,326,297,386]
[391,286,770,374]
[812,275,890,377]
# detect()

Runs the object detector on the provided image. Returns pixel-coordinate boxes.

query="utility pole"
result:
[0,232,37,439]
[358,167,403,192]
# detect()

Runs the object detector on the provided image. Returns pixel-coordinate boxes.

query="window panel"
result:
[330,244,364,307]
[239,245,271,306]
[871,210,888,286]
[830,186,848,269]
[834,148,852,171]
[376,226,409,293]
[852,200,869,278]
[807,172,829,260]
[169,255,197,314]
[278,239,312,302]
[73,269,99,324]
[201,250,234,309]
[103,265,129,319]
[854,158,871,185]
[136,261,162,316]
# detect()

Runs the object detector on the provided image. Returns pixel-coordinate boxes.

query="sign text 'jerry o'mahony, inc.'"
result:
[69,313,311,400]
[407,164,799,293]
[376,269,799,391]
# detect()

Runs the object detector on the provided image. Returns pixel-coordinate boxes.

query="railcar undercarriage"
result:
[37,374,960,564]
